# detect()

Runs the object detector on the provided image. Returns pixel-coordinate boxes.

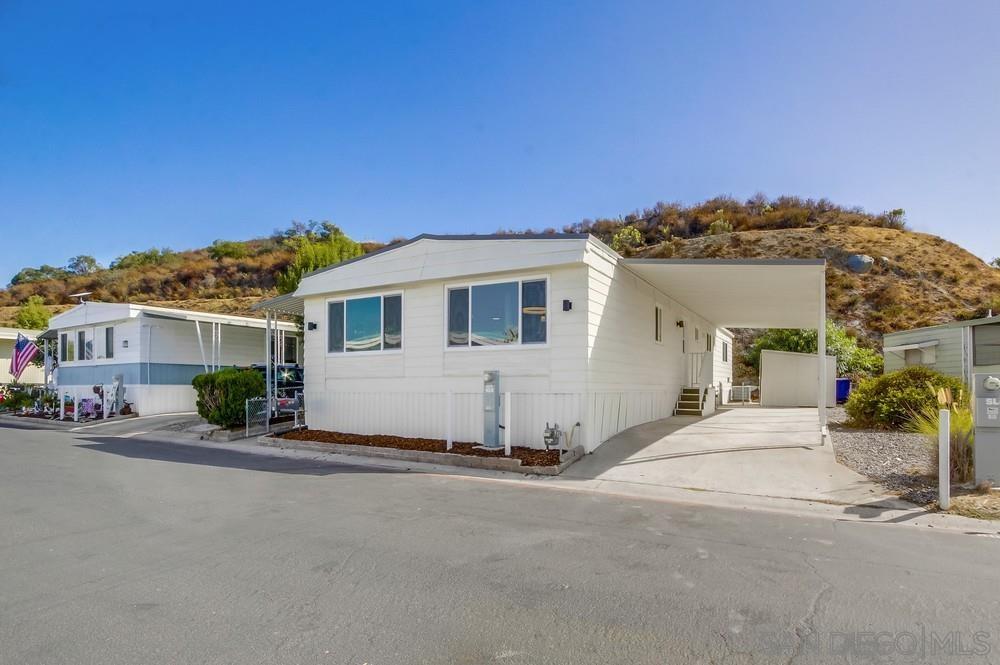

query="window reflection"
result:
[471,282,518,346]
[346,297,382,352]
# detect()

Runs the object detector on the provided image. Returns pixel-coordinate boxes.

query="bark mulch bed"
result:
[280,429,561,467]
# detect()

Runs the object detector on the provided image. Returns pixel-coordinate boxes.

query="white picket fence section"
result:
[311,391,587,448]
[307,389,674,451]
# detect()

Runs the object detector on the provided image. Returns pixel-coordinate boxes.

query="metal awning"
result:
[622,259,826,329]
[253,292,304,317]
[883,340,939,354]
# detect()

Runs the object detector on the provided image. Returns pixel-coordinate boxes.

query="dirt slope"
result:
[638,226,1000,342]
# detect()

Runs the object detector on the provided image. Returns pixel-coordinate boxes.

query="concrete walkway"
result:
[561,407,890,505]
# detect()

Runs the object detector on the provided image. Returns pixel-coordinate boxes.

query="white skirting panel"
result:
[56,384,197,416]
[586,391,671,451]
[306,390,587,449]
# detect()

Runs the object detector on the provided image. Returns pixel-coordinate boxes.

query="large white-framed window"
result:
[446,276,548,348]
[327,292,403,354]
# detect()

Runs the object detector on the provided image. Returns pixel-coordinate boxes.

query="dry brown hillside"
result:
[639,226,1000,342]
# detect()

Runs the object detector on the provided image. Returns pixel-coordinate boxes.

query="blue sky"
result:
[2,1,998,282]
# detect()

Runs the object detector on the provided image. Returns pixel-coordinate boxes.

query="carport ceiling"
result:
[622,259,825,329]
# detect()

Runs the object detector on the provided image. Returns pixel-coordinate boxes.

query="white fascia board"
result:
[295,236,591,298]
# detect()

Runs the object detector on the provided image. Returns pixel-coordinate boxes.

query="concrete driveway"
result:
[563,407,889,504]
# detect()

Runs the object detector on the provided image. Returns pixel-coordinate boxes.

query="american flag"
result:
[9,333,39,381]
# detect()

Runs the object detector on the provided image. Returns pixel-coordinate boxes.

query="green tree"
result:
[9,264,70,285]
[744,320,883,378]
[276,225,363,294]
[67,255,101,275]
[990,257,1000,268]
[14,295,50,330]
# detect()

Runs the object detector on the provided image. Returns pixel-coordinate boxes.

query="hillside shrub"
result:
[610,226,643,254]
[845,366,966,429]
[192,368,265,428]
[209,240,249,260]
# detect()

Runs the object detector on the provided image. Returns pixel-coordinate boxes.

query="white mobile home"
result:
[44,302,299,416]
[883,314,1000,386]
[258,234,827,452]
[0,327,44,385]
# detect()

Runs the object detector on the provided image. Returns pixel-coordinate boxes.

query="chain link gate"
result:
[245,396,270,438]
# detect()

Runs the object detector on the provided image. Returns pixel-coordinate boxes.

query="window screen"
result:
[447,288,470,347]
[328,302,344,353]
[105,327,114,359]
[974,323,1000,366]
[521,280,546,344]
[383,295,402,350]
[283,335,297,363]
[77,331,86,360]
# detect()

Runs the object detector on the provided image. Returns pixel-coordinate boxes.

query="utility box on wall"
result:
[483,370,502,448]
[974,373,1000,485]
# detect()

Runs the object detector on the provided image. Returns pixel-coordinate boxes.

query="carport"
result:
[561,258,862,501]
[623,258,829,430]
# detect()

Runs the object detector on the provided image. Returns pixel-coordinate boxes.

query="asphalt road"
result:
[1,422,998,665]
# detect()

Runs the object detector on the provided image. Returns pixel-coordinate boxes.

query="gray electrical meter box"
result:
[483,370,502,448]
[973,373,1000,485]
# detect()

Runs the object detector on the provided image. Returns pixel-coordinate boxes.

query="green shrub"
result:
[845,366,966,429]
[209,240,249,260]
[610,225,643,254]
[192,368,265,428]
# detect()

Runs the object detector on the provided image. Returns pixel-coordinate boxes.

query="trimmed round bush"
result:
[845,366,966,429]
[192,368,265,429]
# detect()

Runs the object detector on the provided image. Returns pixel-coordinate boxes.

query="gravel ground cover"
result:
[827,406,939,504]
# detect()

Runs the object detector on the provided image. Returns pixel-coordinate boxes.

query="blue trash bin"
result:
[835,378,851,403]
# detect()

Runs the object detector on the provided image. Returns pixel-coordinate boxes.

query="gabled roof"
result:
[293,233,604,298]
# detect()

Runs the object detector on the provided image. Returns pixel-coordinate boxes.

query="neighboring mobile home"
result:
[257,234,828,453]
[0,327,44,385]
[883,315,1000,386]
[44,303,299,416]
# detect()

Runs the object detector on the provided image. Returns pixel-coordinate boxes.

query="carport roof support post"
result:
[818,270,827,431]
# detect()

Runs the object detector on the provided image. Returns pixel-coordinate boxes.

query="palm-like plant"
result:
[906,383,975,483]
